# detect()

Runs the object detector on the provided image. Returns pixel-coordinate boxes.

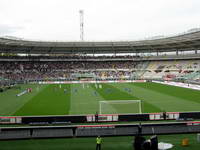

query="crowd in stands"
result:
[142,60,200,81]
[1,58,200,82]
[0,55,139,60]
[0,61,140,81]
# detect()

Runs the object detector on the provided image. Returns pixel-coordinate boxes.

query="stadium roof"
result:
[1,30,200,54]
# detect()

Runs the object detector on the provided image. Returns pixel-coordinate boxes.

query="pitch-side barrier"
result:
[0,111,200,125]
[0,122,200,140]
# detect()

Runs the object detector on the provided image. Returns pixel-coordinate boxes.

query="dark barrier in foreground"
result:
[119,114,149,122]
[21,111,199,124]
[22,115,87,124]
[179,112,200,120]
[1,111,200,125]
[0,122,200,140]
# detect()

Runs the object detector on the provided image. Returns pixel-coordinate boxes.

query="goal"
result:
[99,100,142,114]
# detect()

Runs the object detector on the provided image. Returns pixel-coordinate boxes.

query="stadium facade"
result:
[0,30,200,54]
[1,30,200,144]
[0,29,200,84]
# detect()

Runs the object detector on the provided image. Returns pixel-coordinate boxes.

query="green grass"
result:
[0,134,200,150]
[0,82,200,116]
[14,84,71,116]
[1,82,200,149]
[134,82,200,104]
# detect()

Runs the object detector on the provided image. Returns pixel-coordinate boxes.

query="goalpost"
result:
[99,100,142,114]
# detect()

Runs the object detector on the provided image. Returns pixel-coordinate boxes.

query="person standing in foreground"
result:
[96,136,102,150]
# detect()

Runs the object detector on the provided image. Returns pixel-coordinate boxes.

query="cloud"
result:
[0,24,23,35]
[0,0,200,41]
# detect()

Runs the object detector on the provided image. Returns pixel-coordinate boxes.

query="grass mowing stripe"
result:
[0,84,47,115]
[127,82,200,112]
[66,84,71,114]
[14,84,71,116]
[134,82,200,104]
[69,83,104,115]
[107,83,162,113]
[91,83,136,100]
[91,83,144,114]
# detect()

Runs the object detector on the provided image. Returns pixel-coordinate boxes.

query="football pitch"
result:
[0,82,200,116]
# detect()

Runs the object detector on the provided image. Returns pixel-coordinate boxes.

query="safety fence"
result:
[1,111,200,125]
[0,122,200,140]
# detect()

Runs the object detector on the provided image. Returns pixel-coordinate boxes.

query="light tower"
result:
[79,10,84,41]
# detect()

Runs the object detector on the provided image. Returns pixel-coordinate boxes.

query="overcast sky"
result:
[0,0,200,41]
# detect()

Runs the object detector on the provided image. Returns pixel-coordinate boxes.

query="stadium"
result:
[1,1,200,150]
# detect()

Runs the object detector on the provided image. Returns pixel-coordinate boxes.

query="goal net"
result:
[99,100,142,114]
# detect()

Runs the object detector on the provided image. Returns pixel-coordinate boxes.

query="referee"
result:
[96,136,102,150]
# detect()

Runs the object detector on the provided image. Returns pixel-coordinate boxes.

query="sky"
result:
[0,0,200,41]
